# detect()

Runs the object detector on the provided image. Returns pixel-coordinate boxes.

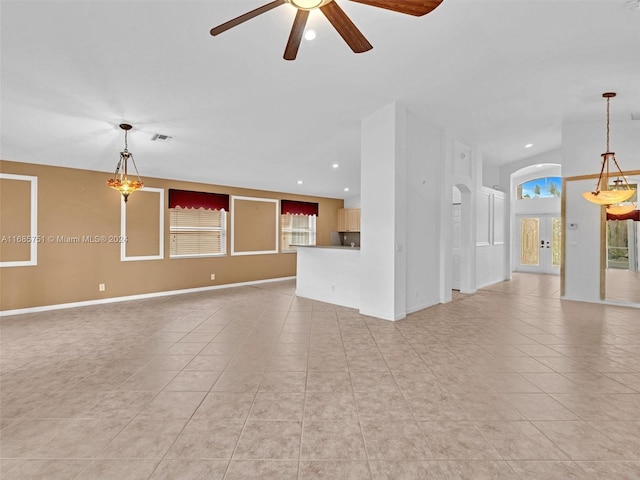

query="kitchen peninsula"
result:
[295,245,360,309]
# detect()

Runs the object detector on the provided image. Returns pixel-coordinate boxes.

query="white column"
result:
[359,102,407,320]
[359,103,445,320]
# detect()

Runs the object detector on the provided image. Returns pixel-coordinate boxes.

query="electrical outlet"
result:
[99,284,105,292]
[210,273,215,280]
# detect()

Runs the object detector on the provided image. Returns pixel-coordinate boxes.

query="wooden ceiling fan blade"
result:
[210,0,285,36]
[348,0,443,16]
[320,2,372,53]
[284,9,310,60]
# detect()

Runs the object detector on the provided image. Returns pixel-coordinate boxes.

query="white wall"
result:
[446,139,477,295]
[360,102,407,320]
[475,186,506,288]
[563,178,602,301]
[562,119,640,305]
[405,111,444,313]
[483,168,500,191]
[343,195,361,208]
[359,103,445,320]
[295,247,360,309]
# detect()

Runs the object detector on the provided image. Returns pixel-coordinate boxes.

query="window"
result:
[280,200,318,252]
[168,189,229,258]
[170,208,226,257]
[517,177,562,199]
[281,213,316,252]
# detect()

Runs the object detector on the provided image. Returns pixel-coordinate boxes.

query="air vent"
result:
[631,113,640,121]
[626,0,640,9]
[151,133,173,142]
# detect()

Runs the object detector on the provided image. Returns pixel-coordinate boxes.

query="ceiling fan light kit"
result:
[288,0,332,10]
[210,0,443,60]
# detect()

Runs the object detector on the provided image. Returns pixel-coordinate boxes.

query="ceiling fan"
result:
[210,0,443,60]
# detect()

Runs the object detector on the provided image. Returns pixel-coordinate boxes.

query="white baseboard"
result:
[294,290,360,310]
[1,276,296,317]
[406,301,439,315]
[357,307,406,322]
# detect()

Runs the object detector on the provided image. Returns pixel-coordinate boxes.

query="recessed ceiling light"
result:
[525,143,533,148]
[332,163,339,169]
[297,180,303,184]
[304,29,317,41]
[344,187,350,192]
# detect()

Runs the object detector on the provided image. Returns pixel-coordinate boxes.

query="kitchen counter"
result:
[295,245,360,309]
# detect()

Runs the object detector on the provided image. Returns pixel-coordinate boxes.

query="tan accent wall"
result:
[0,177,32,262]
[125,189,162,258]
[232,198,278,253]
[0,160,343,311]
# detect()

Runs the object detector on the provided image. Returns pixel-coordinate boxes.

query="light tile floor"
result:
[1,274,639,479]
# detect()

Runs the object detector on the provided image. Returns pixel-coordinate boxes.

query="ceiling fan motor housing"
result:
[287,0,333,10]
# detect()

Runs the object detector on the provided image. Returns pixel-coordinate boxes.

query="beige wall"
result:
[0,160,343,311]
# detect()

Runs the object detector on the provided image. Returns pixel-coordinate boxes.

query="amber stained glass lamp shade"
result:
[107,123,143,203]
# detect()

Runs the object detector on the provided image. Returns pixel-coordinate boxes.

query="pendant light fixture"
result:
[107,123,144,203]
[582,93,636,214]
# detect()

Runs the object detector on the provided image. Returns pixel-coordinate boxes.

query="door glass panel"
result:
[606,219,640,303]
[520,218,540,266]
[607,220,630,269]
[551,217,562,268]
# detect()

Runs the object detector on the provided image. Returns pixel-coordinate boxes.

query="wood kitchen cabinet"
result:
[337,208,360,232]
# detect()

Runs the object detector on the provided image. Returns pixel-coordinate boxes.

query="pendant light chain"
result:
[605,94,611,153]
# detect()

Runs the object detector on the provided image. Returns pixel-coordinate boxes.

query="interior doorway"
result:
[607,219,637,271]
[511,163,562,277]
[606,219,640,303]
[451,184,472,294]
[452,202,462,290]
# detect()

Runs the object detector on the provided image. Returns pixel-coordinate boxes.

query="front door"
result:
[516,214,561,275]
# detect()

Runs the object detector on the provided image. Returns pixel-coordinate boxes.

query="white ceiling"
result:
[2,0,639,199]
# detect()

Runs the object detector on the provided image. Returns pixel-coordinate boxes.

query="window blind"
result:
[169,207,226,257]
[281,213,316,251]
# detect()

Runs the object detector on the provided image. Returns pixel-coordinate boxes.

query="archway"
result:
[510,164,562,275]
[452,184,474,293]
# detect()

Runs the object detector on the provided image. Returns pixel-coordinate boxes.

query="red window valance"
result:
[607,210,640,221]
[281,200,319,216]
[169,189,229,211]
